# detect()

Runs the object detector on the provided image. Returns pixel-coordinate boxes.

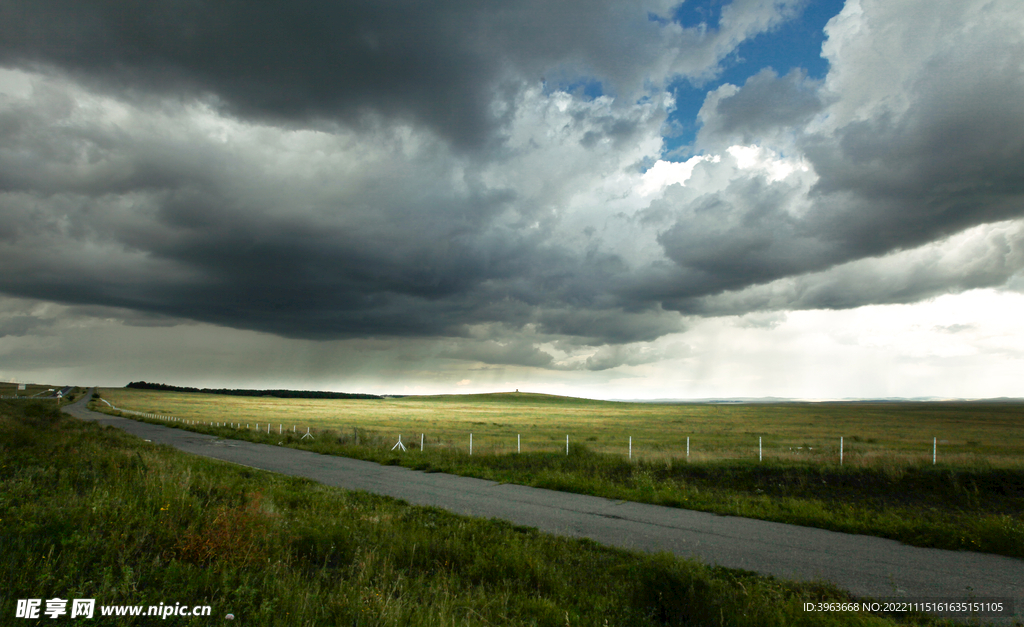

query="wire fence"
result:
[94,397,968,467]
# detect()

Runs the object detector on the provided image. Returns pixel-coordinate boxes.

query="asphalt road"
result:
[62,393,1022,622]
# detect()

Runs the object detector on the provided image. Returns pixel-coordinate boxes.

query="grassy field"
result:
[91,388,1024,561]
[96,388,1024,467]
[0,399,944,626]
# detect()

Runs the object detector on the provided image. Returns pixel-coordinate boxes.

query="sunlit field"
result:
[8,399,916,627]
[91,388,1024,559]
[97,388,1024,468]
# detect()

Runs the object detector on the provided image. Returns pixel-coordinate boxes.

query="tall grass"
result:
[107,405,1024,561]
[0,400,930,626]
[95,388,1024,469]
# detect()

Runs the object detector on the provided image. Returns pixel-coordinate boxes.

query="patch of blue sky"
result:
[671,0,724,30]
[662,0,846,158]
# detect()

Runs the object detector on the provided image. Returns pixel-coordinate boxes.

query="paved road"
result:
[63,393,1022,622]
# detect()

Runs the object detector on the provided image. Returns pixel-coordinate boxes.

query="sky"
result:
[1,0,1024,399]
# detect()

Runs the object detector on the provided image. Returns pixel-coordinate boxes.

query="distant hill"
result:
[125,381,381,400]
[404,391,626,406]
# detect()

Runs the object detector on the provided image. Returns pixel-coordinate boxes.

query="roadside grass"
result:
[0,382,80,400]
[0,401,931,626]
[90,389,1024,560]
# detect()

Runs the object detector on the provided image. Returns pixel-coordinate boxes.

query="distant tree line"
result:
[125,381,382,400]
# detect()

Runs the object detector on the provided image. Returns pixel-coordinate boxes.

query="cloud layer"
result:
[1,0,1023,371]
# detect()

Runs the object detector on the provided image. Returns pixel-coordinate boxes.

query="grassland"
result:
[93,388,1024,560]
[96,388,1024,467]
[1,399,940,626]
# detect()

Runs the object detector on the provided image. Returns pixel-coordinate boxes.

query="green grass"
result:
[94,392,1024,562]
[92,389,1024,561]
[95,388,1024,468]
[0,400,945,626]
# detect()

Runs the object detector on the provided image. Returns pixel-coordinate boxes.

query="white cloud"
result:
[638,155,710,196]
[817,0,1024,130]
[0,67,33,98]
[3,0,1024,398]
[725,145,809,182]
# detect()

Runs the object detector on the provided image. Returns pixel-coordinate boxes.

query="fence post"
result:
[421,433,424,451]
[933,437,936,465]
[840,436,844,465]
[470,433,473,456]
[518,433,520,454]
[687,436,689,461]
[566,435,569,455]
[759,437,762,462]
[629,436,632,461]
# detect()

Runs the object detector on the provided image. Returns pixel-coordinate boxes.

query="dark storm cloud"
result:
[673,220,1024,316]
[0,295,183,340]
[0,0,692,149]
[699,68,825,144]
[2,0,1024,373]
[0,58,696,352]
[582,342,667,370]
[0,97,664,347]
[0,0,811,360]
[535,306,683,344]
[653,175,828,291]
[443,339,554,368]
[0,315,48,337]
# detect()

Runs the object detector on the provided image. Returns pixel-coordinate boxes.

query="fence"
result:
[95,397,963,466]
[98,399,314,438]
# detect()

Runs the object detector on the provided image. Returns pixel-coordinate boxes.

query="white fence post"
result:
[759,437,762,462]
[470,433,473,456]
[517,433,520,454]
[933,437,937,465]
[629,436,632,461]
[840,437,844,465]
[421,433,424,451]
[686,436,689,461]
[566,435,569,455]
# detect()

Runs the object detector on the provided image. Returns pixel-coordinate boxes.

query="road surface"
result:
[62,392,1022,623]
